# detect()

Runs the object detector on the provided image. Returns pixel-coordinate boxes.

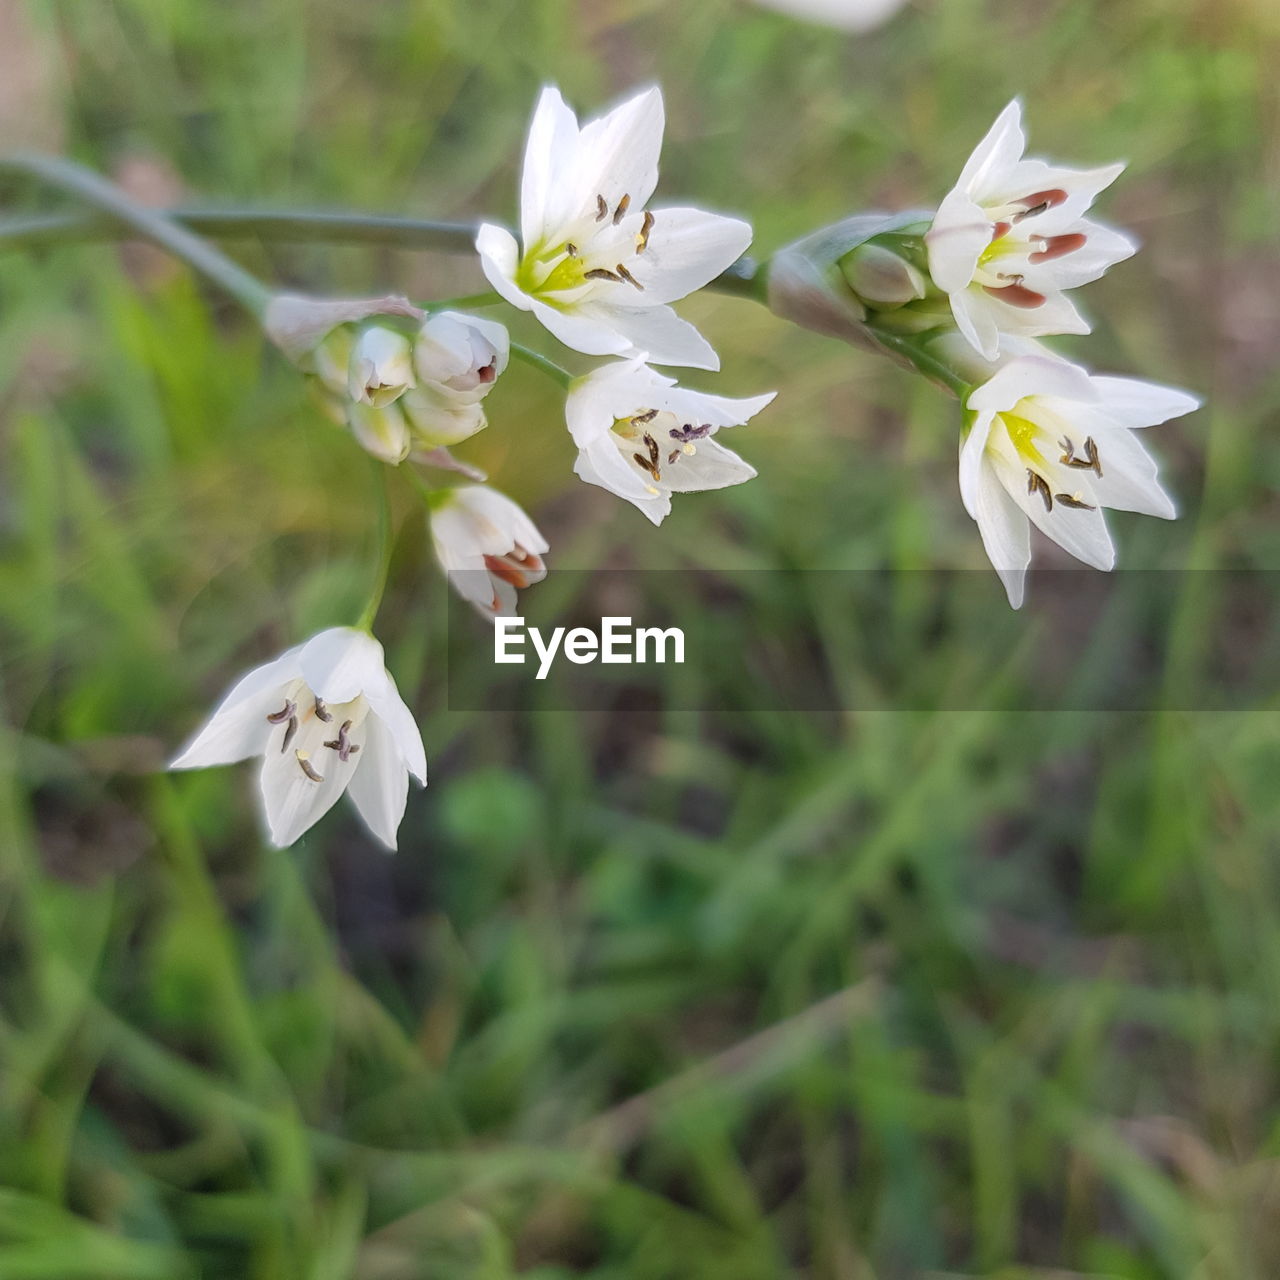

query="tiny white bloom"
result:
[430,485,549,618]
[926,100,1136,360]
[477,85,752,370]
[348,326,416,407]
[402,312,510,446]
[959,348,1199,608]
[565,358,775,526]
[749,0,906,31]
[170,627,427,850]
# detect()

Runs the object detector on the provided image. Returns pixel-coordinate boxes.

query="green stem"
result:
[355,461,396,632]
[0,199,761,302]
[403,465,446,510]
[0,153,272,316]
[866,326,971,400]
[421,289,502,311]
[509,341,573,389]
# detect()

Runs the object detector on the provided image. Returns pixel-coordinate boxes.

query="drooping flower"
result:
[477,85,752,370]
[958,348,1199,607]
[430,485,549,618]
[170,628,427,850]
[564,358,776,525]
[926,101,1137,360]
[401,312,510,446]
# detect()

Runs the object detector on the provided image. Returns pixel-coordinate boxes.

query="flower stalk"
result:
[0,152,272,316]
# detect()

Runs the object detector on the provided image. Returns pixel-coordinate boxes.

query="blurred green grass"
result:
[2,0,1280,1276]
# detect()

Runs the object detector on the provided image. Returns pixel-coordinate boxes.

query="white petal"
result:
[299,628,388,704]
[584,302,721,369]
[957,410,994,520]
[926,188,992,294]
[345,715,411,851]
[564,358,669,445]
[631,208,754,305]
[520,86,582,251]
[170,647,303,769]
[1079,376,1201,429]
[364,678,427,784]
[571,86,665,226]
[259,729,355,847]
[660,385,776,429]
[1088,428,1177,519]
[974,464,1031,608]
[658,437,757,493]
[968,354,1096,414]
[1004,459,1116,571]
[476,224,532,312]
[948,287,1003,361]
[528,296,634,358]
[1025,218,1136,291]
[575,442,671,525]
[956,100,1026,197]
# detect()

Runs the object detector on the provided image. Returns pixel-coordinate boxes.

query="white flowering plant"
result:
[0,88,1199,848]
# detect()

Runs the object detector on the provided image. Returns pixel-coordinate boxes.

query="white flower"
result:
[477,85,752,371]
[749,0,907,31]
[430,485,549,618]
[925,100,1136,360]
[565,358,776,526]
[402,312,510,446]
[959,350,1199,608]
[170,627,427,850]
[348,326,416,407]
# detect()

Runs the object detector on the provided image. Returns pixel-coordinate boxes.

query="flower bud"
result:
[402,313,510,447]
[348,326,416,407]
[414,313,509,402]
[348,401,410,465]
[840,241,927,310]
[766,211,932,351]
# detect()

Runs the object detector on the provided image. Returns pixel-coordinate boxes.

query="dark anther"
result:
[637,210,655,253]
[280,715,299,754]
[669,422,712,443]
[596,195,608,221]
[295,751,324,783]
[266,699,296,724]
[1026,469,1054,511]
[565,242,579,257]
[1054,493,1096,510]
[616,263,644,290]
[1011,188,1069,223]
[314,698,333,723]
[612,194,630,224]
[323,719,360,763]
[585,267,624,282]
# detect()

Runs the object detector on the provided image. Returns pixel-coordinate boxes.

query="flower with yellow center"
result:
[477,85,753,371]
[926,100,1136,360]
[959,348,1199,607]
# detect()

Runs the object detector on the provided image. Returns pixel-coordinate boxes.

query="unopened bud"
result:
[767,211,931,351]
[841,242,927,309]
[414,312,509,400]
[348,401,411,465]
[349,326,416,407]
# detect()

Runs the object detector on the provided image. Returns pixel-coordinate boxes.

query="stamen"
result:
[668,450,680,464]
[633,408,658,424]
[990,219,1012,241]
[322,719,360,763]
[595,195,608,222]
[615,263,644,291]
[1059,436,1078,465]
[984,282,1048,309]
[612,194,631,225]
[633,452,662,482]
[477,361,498,384]
[585,267,624,283]
[280,715,299,754]
[636,210,655,253]
[314,698,333,723]
[1054,493,1096,510]
[266,699,296,724]
[1011,188,1069,223]
[565,242,579,257]
[1026,469,1054,511]
[669,422,713,443]
[295,750,324,782]
[1029,232,1088,264]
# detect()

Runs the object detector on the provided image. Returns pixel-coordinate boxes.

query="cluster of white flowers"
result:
[166,88,1200,850]
[174,84,775,850]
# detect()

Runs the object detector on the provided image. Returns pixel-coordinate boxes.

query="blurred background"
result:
[2,0,1279,1275]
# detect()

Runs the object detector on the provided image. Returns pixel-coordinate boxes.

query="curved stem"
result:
[508,341,573,389]
[355,461,396,633]
[866,327,971,400]
[0,199,762,301]
[420,289,502,312]
[0,154,271,316]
